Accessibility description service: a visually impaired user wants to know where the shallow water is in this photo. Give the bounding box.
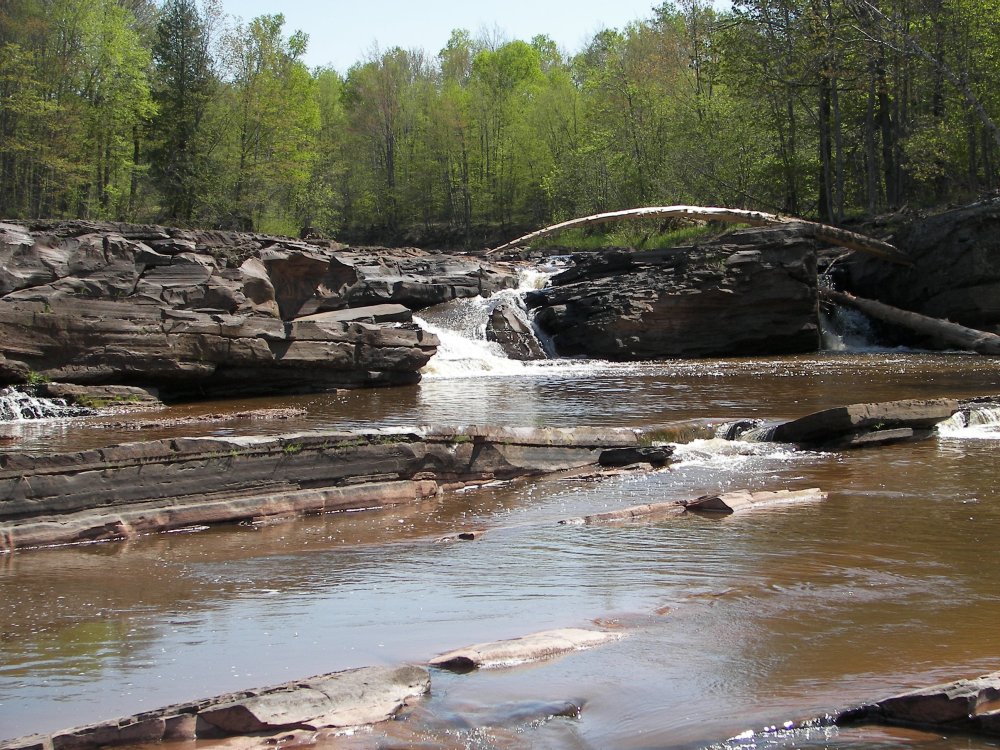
[1,347,1000,747]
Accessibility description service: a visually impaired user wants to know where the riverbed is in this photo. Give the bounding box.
[2,336,1000,747]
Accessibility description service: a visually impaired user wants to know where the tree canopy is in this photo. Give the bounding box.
[1,0,997,239]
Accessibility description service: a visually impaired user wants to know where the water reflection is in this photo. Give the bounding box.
[2,356,1000,748]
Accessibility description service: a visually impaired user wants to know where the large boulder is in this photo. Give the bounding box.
[843,199,1000,334]
[0,222,530,397]
[525,226,820,359]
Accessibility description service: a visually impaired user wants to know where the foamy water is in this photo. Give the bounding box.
[937,405,1000,439]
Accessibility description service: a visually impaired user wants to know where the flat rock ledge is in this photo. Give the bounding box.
[558,488,826,525]
[0,665,430,750]
[0,425,645,552]
[751,397,962,449]
[832,670,1000,737]
[428,628,621,672]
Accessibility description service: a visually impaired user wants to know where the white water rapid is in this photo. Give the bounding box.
[937,404,1000,439]
[819,304,882,351]
[416,266,588,378]
[0,387,92,422]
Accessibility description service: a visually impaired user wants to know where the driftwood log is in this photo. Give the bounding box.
[821,288,1000,355]
[487,205,910,264]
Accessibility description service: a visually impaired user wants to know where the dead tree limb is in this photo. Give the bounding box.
[486,205,909,264]
[820,288,1000,355]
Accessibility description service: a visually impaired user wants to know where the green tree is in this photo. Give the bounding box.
[216,13,319,232]
[150,0,216,221]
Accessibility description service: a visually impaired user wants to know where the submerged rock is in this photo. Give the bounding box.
[558,500,686,525]
[525,226,820,359]
[0,665,430,750]
[428,628,620,672]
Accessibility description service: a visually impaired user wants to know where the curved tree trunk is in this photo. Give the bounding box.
[486,205,910,264]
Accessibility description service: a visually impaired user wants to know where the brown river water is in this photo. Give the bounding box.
[2,298,1000,749]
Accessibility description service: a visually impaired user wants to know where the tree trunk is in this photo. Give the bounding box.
[487,205,909,263]
[821,288,1000,355]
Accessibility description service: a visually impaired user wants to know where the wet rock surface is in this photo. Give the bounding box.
[680,487,827,514]
[0,222,519,397]
[767,398,958,449]
[0,425,643,551]
[824,670,1000,738]
[525,226,820,359]
[0,665,430,750]
[428,628,621,672]
[485,302,546,360]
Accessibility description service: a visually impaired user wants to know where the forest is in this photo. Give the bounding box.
[1,0,998,243]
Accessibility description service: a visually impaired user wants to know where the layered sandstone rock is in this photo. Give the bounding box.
[0,665,430,750]
[525,226,820,359]
[832,670,1000,737]
[0,222,518,397]
[767,398,959,449]
[0,425,644,551]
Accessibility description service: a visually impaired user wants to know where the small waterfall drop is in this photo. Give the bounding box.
[937,404,1000,439]
[0,387,93,422]
[819,302,880,351]
[416,266,561,378]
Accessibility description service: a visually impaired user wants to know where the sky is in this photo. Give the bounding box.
[218,0,662,72]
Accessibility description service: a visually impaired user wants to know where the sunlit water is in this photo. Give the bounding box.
[2,292,1000,748]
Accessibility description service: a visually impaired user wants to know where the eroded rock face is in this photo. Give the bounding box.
[0,425,644,551]
[843,199,1000,335]
[0,222,517,396]
[525,226,820,359]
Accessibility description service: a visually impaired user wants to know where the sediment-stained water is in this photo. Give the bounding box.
[2,332,1000,747]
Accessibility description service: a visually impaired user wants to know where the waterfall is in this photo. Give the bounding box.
[0,387,94,422]
[819,302,881,351]
[937,404,1000,439]
[416,266,559,378]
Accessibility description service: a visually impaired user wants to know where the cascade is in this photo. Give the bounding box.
[937,404,1000,439]
[0,387,94,422]
[415,266,559,377]
[819,300,881,351]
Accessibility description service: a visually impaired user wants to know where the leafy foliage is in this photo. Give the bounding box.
[0,0,997,237]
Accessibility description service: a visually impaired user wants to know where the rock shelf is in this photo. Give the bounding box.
[0,425,643,552]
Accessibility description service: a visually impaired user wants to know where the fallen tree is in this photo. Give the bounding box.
[487,205,910,264]
[821,288,1000,355]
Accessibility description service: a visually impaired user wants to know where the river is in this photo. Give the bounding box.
[1,293,1000,749]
